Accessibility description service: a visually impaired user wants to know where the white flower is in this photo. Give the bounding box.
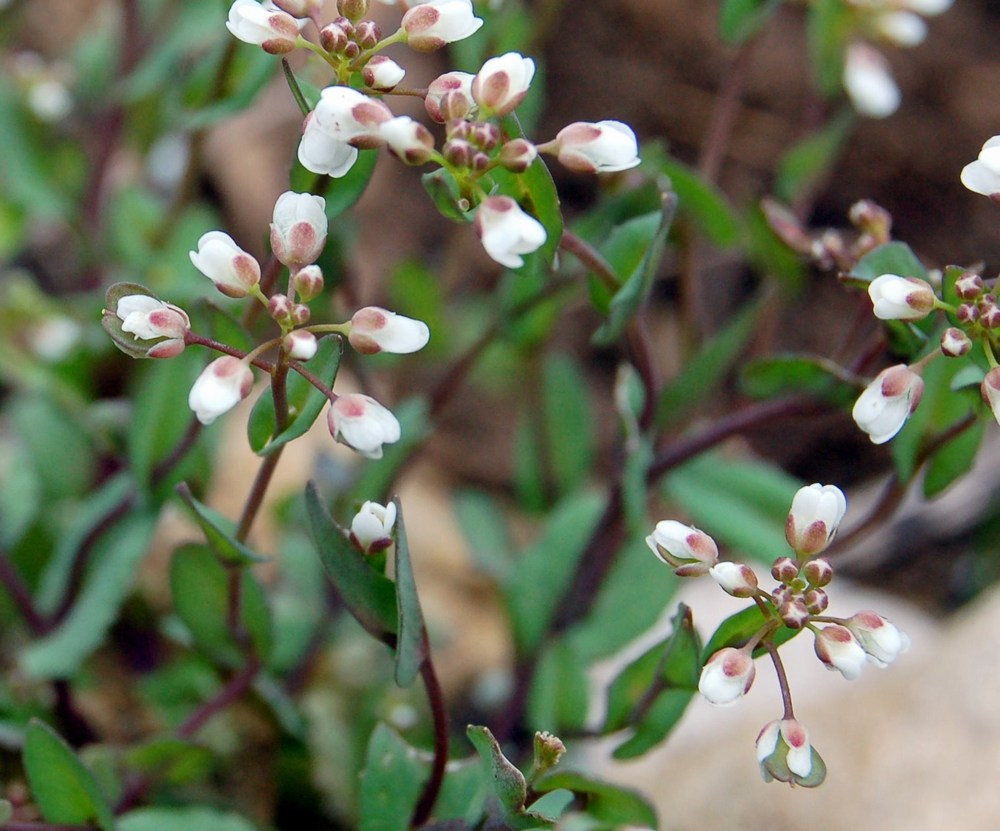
[189,231,261,298]
[756,719,822,786]
[116,295,190,342]
[283,329,318,360]
[402,0,483,52]
[813,625,867,680]
[270,191,327,268]
[844,611,910,667]
[226,0,305,54]
[545,120,640,174]
[785,483,847,557]
[328,393,401,459]
[425,71,476,122]
[298,86,393,177]
[188,356,254,425]
[350,501,397,553]
[709,561,758,597]
[875,11,926,47]
[843,42,900,119]
[852,364,924,444]
[271,0,323,15]
[379,116,435,165]
[868,273,935,320]
[900,0,952,15]
[698,647,755,706]
[363,55,406,91]
[645,520,719,577]
[474,196,546,269]
[471,52,535,116]
[349,307,430,354]
[961,135,1000,198]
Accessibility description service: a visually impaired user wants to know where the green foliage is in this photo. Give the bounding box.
[719,0,783,44]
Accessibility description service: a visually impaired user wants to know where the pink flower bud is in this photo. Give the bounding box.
[328,393,401,459]
[350,500,396,554]
[802,557,833,587]
[473,196,546,269]
[867,273,935,320]
[698,647,755,706]
[471,52,534,116]
[498,138,538,173]
[803,587,828,614]
[355,20,381,48]
[545,120,640,174]
[269,293,292,322]
[363,55,405,91]
[645,520,719,577]
[226,0,305,54]
[940,327,971,357]
[785,483,847,557]
[402,0,483,52]
[844,610,909,667]
[424,72,475,122]
[954,272,983,300]
[320,20,351,53]
[708,561,758,597]
[814,625,867,679]
[294,265,324,302]
[852,364,924,444]
[349,306,430,354]
[756,719,825,787]
[778,598,810,629]
[379,116,435,165]
[771,556,799,583]
[270,191,328,268]
[189,231,261,298]
[291,304,311,326]
[188,356,254,425]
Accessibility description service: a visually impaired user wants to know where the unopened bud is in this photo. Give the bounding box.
[954,271,984,300]
[533,731,566,774]
[355,20,381,48]
[363,55,405,91]
[294,265,324,302]
[472,122,500,150]
[779,598,810,629]
[849,199,892,242]
[283,329,318,360]
[337,0,368,21]
[269,293,292,322]
[771,556,799,584]
[802,557,833,587]
[981,299,1000,329]
[291,303,311,326]
[444,138,473,167]
[320,21,350,53]
[709,561,759,598]
[472,151,490,171]
[957,303,979,324]
[499,138,538,172]
[804,587,829,614]
[940,327,972,357]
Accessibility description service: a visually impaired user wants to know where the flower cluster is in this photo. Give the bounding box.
[841,0,953,118]
[103,188,430,458]
[224,0,640,270]
[647,483,908,786]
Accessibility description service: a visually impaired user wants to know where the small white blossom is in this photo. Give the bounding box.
[116,295,190,342]
[709,561,759,597]
[349,307,430,354]
[188,356,254,425]
[283,330,318,360]
[785,484,847,557]
[350,501,397,553]
[298,86,393,177]
[961,135,1000,198]
[544,120,640,174]
[270,191,327,268]
[363,55,406,91]
[645,520,719,577]
[756,719,822,786]
[844,611,909,667]
[226,0,305,54]
[868,273,935,320]
[189,231,261,298]
[472,52,535,117]
[813,625,867,680]
[698,647,755,706]
[402,0,483,52]
[328,394,401,459]
[425,71,475,122]
[852,364,923,444]
[843,42,900,119]
[474,196,546,269]
[379,116,435,165]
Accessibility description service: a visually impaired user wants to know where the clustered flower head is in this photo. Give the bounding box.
[647,483,908,786]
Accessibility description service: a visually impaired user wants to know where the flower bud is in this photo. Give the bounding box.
[498,138,537,173]
[771,556,799,584]
[474,196,546,269]
[270,191,328,268]
[188,356,254,425]
[848,199,892,242]
[940,327,971,357]
[957,303,979,324]
[320,20,351,53]
[756,719,826,787]
[328,393,401,459]
[778,598,810,629]
[349,306,430,354]
[844,610,909,667]
[803,587,829,614]
[425,72,475,122]
[472,151,490,171]
[116,295,190,342]
[269,293,293,322]
[802,557,833,587]
[298,86,392,178]
[189,231,261,298]
[363,55,405,91]
[981,298,1000,329]
[843,42,900,119]
[355,20,381,48]
[471,122,500,150]
[294,265,324,302]
[785,483,847,558]
[379,116,435,165]
[291,303,311,326]
[852,364,924,444]
[402,0,483,52]
[533,731,566,774]
[867,273,935,320]
[471,52,534,116]
[337,0,368,20]
[814,625,867,680]
[645,520,719,577]
[954,271,984,300]
[274,0,323,15]
[226,0,305,54]
[283,329,318,360]
[350,500,396,553]
[542,120,641,174]
[443,138,473,167]
[709,561,759,598]
[698,647,755,706]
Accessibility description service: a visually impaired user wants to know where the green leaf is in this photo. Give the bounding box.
[849,241,928,283]
[22,513,158,679]
[592,212,661,310]
[0,799,11,825]
[124,738,214,786]
[923,415,985,498]
[807,0,853,97]
[169,543,273,666]
[657,298,762,427]
[719,0,783,44]
[592,190,676,346]
[467,725,552,828]
[650,151,741,247]
[533,771,658,829]
[505,491,605,653]
[453,490,515,581]
[119,806,259,831]
[305,484,398,640]
[23,720,115,831]
[176,483,267,565]
[527,639,590,732]
[421,168,471,222]
[542,353,595,497]
[10,394,95,500]
[701,604,798,660]
[391,497,428,687]
[740,352,859,406]
[247,336,341,456]
[359,724,426,831]
[664,452,801,563]
[775,110,854,203]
